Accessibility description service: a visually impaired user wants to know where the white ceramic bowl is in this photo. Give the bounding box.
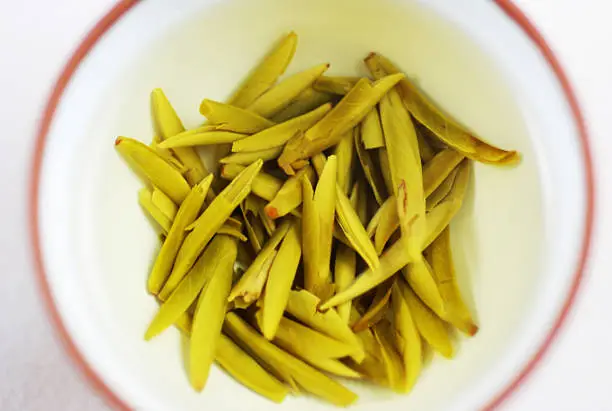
[31,0,594,410]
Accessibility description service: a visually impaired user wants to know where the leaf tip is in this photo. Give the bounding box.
[220,165,229,178]
[143,327,155,341]
[264,205,279,219]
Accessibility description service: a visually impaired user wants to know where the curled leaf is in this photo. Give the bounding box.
[139,188,173,235]
[391,281,421,393]
[115,136,191,205]
[230,249,276,309]
[229,221,291,307]
[309,156,337,299]
[374,196,399,255]
[199,99,275,133]
[216,223,248,242]
[372,321,405,392]
[313,76,361,95]
[351,280,393,332]
[228,32,298,108]
[220,147,283,165]
[159,130,248,148]
[241,200,267,253]
[256,312,362,378]
[285,290,365,363]
[190,236,238,391]
[422,149,465,197]
[320,236,412,310]
[215,334,289,403]
[355,126,387,205]
[372,53,520,165]
[272,87,334,123]
[402,282,454,358]
[264,166,314,219]
[151,88,208,185]
[247,63,330,118]
[261,221,302,339]
[378,147,394,195]
[361,107,385,149]
[335,184,380,271]
[401,257,445,318]
[147,175,212,295]
[221,163,283,203]
[145,234,233,340]
[278,74,405,174]
[150,189,178,221]
[427,227,478,336]
[334,244,357,324]
[160,160,263,299]
[426,167,458,210]
[334,129,355,195]
[233,103,332,153]
[224,313,358,406]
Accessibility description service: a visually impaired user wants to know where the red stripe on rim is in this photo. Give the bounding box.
[484,0,595,409]
[29,1,595,410]
[29,1,138,410]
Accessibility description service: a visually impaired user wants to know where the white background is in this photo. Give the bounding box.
[0,0,610,410]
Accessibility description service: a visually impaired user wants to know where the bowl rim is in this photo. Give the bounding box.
[28,1,595,410]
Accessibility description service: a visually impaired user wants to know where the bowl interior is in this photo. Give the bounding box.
[38,0,587,410]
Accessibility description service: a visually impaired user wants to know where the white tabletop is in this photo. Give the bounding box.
[1,0,610,410]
